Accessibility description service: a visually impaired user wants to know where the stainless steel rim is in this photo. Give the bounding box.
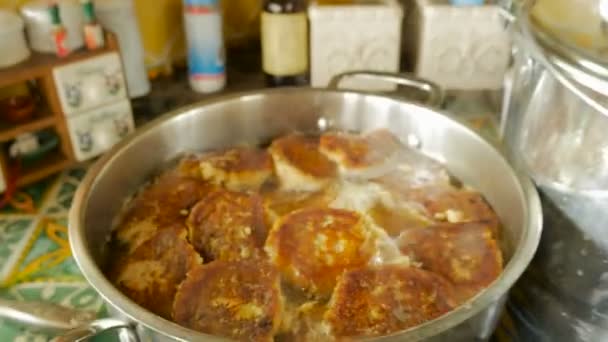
[68,88,543,341]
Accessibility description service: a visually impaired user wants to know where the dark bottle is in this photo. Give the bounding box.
[261,0,309,87]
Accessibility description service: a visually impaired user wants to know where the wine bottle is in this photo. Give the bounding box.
[261,0,309,87]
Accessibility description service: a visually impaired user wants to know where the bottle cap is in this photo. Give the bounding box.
[49,2,62,25]
[81,0,96,22]
[185,0,219,5]
[449,0,484,5]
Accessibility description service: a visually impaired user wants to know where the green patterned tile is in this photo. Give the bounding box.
[0,218,38,285]
[43,166,88,216]
[11,218,82,284]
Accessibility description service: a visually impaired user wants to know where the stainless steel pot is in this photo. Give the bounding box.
[64,72,541,341]
[501,1,608,340]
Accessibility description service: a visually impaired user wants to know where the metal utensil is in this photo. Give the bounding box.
[0,298,96,333]
[51,318,136,342]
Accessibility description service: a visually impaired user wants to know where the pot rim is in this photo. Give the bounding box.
[68,87,542,341]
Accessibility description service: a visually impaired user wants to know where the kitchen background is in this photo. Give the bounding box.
[0,0,606,341]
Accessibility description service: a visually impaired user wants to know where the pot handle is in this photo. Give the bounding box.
[0,298,97,333]
[327,71,445,108]
[0,298,137,342]
[52,318,138,342]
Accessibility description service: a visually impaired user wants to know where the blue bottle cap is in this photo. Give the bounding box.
[449,0,485,5]
[184,0,219,6]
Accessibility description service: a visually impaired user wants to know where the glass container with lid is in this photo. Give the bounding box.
[503,0,608,192]
[501,1,608,340]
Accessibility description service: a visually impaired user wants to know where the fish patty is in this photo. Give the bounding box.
[187,189,268,262]
[371,156,452,193]
[407,188,501,237]
[114,173,212,253]
[398,221,503,302]
[199,147,274,191]
[265,208,374,296]
[173,260,283,342]
[262,185,338,224]
[325,264,456,338]
[110,227,202,320]
[319,129,402,178]
[269,134,337,192]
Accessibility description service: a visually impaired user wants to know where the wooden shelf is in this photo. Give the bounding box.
[16,151,71,187]
[0,48,116,89]
[0,32,119,89]
[0,113,57,142]
[0,31,120,190]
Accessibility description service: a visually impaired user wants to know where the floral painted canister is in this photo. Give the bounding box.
[402,0,511,90]
[309,0,403,91]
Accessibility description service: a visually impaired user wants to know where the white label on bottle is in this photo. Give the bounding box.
[261,12,308,76]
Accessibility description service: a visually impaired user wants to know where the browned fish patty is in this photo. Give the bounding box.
[319,129,401,172]
[274,300,331,342]
[176,154,205,179]
[265,207,374,297]
[398,221,503,302]
[173,260,282,342]
[114,173,212,253]
[269,134,337,191]
[407,187,501,237]
[325,264,456,338]
[262,185,338,223]
[187,189,268,262]
[199,147,274,191]
[110,227,202,320]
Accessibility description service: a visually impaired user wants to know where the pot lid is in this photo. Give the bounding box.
[516,0,608,114]
[529,0,608,76]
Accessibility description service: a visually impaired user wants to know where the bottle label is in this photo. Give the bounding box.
[261,12,308,76]
[184,10,225,77]
[84,25,105,50]
[53,27,69,57]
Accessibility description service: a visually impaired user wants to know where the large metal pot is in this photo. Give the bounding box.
[64,73,541,341]
[501,1,608,340]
